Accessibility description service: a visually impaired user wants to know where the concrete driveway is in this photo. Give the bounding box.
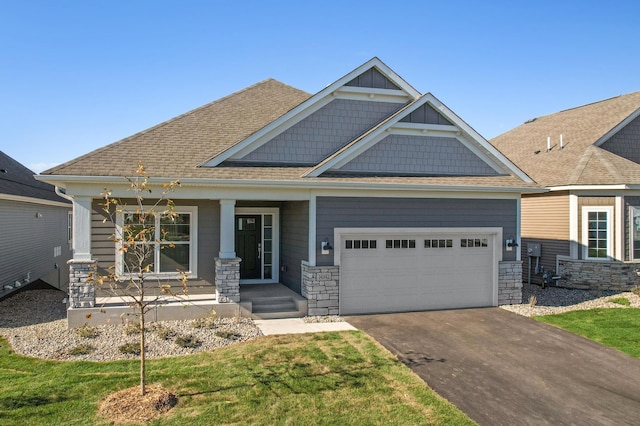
[346,308,640,426]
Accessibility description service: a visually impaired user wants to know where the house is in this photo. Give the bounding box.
[490,91,640,290]
[0,151,72,299]
[38,57,541,325]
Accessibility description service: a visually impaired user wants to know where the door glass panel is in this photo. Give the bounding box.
[633,207,640,260]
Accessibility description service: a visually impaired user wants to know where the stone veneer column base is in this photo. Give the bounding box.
[498,261,523,305]
[68,259,98,308]
[301,263,340,316]
[215,257,241,303]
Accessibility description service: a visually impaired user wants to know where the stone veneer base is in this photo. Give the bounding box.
[301,263,339,316]
[68,259,97,308]
[498,261,523,305]
[557,258,640,292]
[215,257,241,303]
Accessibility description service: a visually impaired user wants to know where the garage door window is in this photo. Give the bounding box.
[345,239,377,249]
[385,239,416,249]
[425,239,452,248]
[461,238,488,248]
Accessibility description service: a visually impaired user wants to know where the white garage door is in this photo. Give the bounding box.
[339,230,498,315]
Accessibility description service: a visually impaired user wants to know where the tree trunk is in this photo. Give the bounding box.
[140,305,146,396]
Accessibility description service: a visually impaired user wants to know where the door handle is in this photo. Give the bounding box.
[258,243,262,259]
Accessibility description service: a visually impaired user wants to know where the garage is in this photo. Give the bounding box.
[337,228,500,315]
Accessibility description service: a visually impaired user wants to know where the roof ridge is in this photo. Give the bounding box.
[568,146,595,184]
[43,79,291,175]
[530,90,640,122]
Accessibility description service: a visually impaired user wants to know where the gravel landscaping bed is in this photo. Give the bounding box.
[500,283,640,317]
[0,289,262,361]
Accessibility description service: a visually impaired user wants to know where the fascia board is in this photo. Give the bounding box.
[549,184,630,191]
[423,93,534,183]
[0,193,71,208]
[44,174,545,197]
[200,57,421,168]
[593,107,640,147]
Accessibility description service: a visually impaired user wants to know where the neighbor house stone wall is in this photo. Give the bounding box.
[557,258,640,291]
[301,263,339,316]
[68,259,97,308]
[498,261,522,305]
[214,258,240,303]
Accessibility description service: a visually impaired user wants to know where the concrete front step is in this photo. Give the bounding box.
[243,295,307,320]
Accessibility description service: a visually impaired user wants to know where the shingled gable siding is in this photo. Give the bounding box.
[315,197,518,265]
[91,199,219,290]
[239,99,403,164]
[280,201,308,293]
[337,135,499,175]
[600,114,640,164]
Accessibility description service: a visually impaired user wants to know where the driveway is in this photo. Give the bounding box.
[346,308,640,426]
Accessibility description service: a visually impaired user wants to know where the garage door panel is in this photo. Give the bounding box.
[340,232,496,315]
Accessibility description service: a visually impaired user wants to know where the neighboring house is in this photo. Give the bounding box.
[39,57,540,324]
[0,151,72,297]
[491,91,640,290]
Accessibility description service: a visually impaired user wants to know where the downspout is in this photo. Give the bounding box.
[55,185,73,202]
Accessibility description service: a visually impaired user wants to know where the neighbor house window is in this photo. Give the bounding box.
[116,206,197,277]
[632,207,640,260]
[582,206,613,260]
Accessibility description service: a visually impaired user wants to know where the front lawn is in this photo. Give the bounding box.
[0,331,474,425]
[535,308,640,358]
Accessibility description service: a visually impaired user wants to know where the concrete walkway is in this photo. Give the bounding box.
[346,308,640,426]
[254,318,356,335]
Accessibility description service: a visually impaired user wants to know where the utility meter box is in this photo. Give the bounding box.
[526,243,541,257]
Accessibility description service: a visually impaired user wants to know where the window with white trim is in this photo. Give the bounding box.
[631,206,640,260]
[582,206,613,260]
[116,206,197,277]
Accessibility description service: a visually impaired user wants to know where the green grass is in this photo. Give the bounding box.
[608,297,631,306]
[535,308,640,358]
[0,331,474,425]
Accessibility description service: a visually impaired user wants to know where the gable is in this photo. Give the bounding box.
[345,67,401,90]
[399,103,453,126]
[334,134,500,176]
[600,113,640,164]
[236,99,405,165]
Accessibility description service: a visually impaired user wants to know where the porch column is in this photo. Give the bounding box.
[219,199,236,258]
[73,196,92,260]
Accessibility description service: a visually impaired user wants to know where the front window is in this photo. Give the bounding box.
[117,206,197,277]
[582,207,613,260]
[632,207,640,260]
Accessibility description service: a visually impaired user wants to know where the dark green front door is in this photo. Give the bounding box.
[236,215,261,279]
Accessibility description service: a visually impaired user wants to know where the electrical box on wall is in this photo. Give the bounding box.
[527,243,541,257]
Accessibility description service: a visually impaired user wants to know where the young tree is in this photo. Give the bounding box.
[90,162,186,396]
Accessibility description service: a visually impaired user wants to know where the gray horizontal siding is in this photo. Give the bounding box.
[0,200,72,290]
[91,199,219,286]
[280,201,308,293]
[316,197,518,265]
[338,135,499,176]
[520,238,570,284]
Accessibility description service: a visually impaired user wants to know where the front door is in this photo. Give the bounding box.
[236,215,262,279]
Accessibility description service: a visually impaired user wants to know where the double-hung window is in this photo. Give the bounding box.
[116,206,197,278]
[582,206,613,260]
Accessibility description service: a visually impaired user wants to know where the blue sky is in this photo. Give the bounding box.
[2,0,639,173]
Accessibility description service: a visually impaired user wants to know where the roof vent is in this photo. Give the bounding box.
[524,117,537,124]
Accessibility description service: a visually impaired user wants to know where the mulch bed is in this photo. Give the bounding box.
[98,384,178,424]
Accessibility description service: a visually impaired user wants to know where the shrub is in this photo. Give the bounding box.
[528,295,537,307]
[151,323,176,340]
[123,321,141,336]
[74,325,99,339]
[68,344,96,356]
[119,342,142,355]
[632,285,640,296]
[215,330,240,340]
[608,297,631,306]
[191,310,218,329]
[175,335,201,349]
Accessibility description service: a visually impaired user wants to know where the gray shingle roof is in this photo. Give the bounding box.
[490,91,640,187]
[0,151,69,203]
